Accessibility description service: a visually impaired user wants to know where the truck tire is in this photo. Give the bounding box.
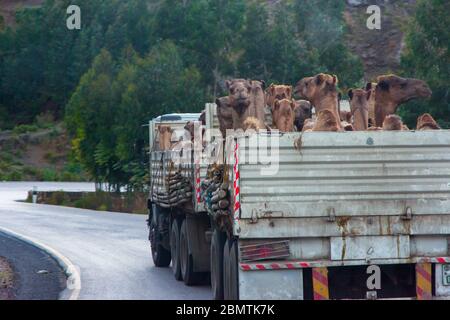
[229,240,239,300]
[223,239,239,300]
[180,219,203,286]
[211,229,225,300]
[170,219,182,281]
[149,205,171,267]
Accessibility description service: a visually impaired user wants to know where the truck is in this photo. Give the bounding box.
[147,104,450,300]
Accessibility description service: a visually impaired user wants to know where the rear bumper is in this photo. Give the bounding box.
[238,258,450,300]
[240,256,450,271]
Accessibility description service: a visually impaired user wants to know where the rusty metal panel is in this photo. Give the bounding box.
[330,235,410,261]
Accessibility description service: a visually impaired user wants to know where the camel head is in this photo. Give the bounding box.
[226,79,252,116]
[375,75,432,126]
[313,109,341,132]
[273,99,296,132]
[382,114,404,131]
[158,125,173,150]
[267,84,292,109]
[293,100,312,131]
[348,88,371,131]
[417,113,441,130]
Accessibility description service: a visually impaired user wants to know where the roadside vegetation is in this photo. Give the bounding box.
[27,191,147,214]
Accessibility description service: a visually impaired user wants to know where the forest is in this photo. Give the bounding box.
[0,0,448,190]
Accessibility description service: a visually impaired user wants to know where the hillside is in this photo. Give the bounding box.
[344,0,418,81]
[1,0,416,81]
[0,123,87,181]
[0,0,43,26]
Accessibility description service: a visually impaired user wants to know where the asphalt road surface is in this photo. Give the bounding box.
[0,182,211,300]
[0,231,66,300]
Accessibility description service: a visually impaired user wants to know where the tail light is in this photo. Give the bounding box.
[240,240,290,262]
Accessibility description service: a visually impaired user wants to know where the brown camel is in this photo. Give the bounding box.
[340,110,353,123]
[158,125,173,150]
[266,84,293,109]
[374,75,432,127]
[382,114,405,131]
[293,100,312,131]
[226,79,266,131]
[272,99,296,132]
[348,88,370,131]
[417,113,441,130]
[215,96,233,137]
[302,119,315,132]
[266,84,292,127]
[313,110,341,132]
[294,73,341,129]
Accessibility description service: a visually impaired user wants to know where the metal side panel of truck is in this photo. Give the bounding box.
[230,130,450,300]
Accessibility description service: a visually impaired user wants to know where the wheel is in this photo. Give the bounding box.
[149,204,171,267]
[180,219,203,285]
[222,239,231,300]
[223,238,239,300]
[211,229,225,300]
[170,219,182,281]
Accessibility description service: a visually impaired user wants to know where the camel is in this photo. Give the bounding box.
[272,99,296,132]
[226,79,266,131]
[312,110,341,132]
[382,114,405,131]
[215,96,233,137]
[266,84,293,127]
[294,73,341,129]
[374,75,432,127]
[417,113,441,130]
[158,125,173,150]
[293,100,312,131]
[302,119,315,132]
[340,110,352,123]
[348,88,370,131]
[266,84,293,109]
[243,117,265,131]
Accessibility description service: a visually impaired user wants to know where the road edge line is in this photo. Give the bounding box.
[0,226,81,300]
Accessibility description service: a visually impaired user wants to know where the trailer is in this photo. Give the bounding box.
[147,105,450,300]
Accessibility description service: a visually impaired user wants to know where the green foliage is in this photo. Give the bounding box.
[2,0,366,188]
[400,0,450,128]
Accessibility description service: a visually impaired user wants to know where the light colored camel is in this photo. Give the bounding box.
[294,73,341,130]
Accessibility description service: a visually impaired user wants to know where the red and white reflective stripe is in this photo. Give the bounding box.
[420,257,450,264]
[240,261,311,271]
[240,256,450,271]
[434,257,450,264]
[233,142,240,234]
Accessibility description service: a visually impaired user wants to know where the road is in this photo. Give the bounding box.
[0,182,211,300]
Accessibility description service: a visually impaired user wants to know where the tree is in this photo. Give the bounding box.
[400,0,450,128]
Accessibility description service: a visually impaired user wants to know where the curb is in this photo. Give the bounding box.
[0,226,81,300]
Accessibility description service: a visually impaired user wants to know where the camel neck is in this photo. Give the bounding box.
[353,107,368,131]
[375,96,398,127]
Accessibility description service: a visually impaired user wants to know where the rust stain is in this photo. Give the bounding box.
[336,216,351,236]
[387,216,392,235]
[341,237,347,260]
